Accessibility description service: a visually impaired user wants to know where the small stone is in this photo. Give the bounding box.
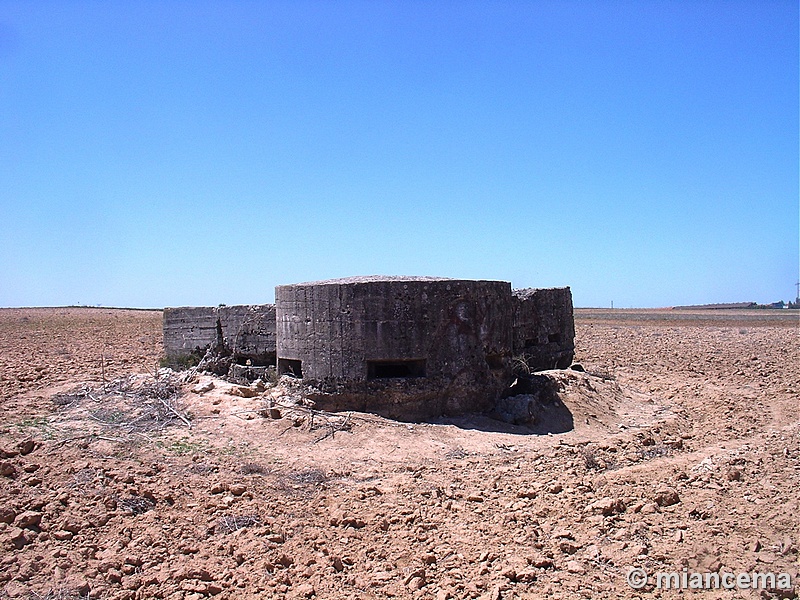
[207,583,223,595]
[15,511,42,529]
[17,439,35,455]
[124,555,142,567]
[586,497,625,516]
[726,468,742,481]
[294,583,316,597]
[7,526,31,549]
[0,507,17,524]
[467,494,484,503]
[500,567,517,581]
[228,385,258,398]
[192,381,214,394]
[565,560,585,574]
[552,528,573,539]
[229,483,246,496]
[403,568,426,586]
[527,553,554,568]
[407,576,425,590]
[640,502,659,514]
[340,516,366,529]
[210,482,226,494]
[516,568,537,583]
[276,554,293,567]
[0,461,16,477]
[53,530,74,541]
[654,487,680,507]
[548,483,563,494]
[60,517,84,534]
[559,540,580,555]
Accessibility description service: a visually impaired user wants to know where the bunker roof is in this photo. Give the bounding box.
[278,275,509,287]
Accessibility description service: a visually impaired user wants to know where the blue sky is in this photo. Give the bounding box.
[1,1,797,308]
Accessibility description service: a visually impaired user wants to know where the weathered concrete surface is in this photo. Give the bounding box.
[217,305,277,364]
[276,276,513,420]
[512,287,575,371]
[163,305,276,365]
[163,307,219,360]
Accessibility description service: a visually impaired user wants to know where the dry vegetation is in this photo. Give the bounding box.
[0,307,797,599]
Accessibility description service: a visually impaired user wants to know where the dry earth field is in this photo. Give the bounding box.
[0,307,798,600]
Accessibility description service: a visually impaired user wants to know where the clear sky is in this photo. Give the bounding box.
[1,1,797,308]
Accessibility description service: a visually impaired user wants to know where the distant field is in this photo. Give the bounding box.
[575,307,799,326]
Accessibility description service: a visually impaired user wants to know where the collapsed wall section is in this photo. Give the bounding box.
[163,305,276,366]
[275,276,514,420]
[512,287,575,371]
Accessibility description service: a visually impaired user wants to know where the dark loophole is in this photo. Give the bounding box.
[278,358,303,378]
[367,359,426,380]
[485,354,505,370]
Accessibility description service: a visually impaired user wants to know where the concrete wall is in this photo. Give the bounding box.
[163,305,276,364]
[512,287,575,371]
[163,307,219,360]
[276,276,513,419]
[218,305,277,363]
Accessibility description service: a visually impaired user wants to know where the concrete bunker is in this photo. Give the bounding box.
[162,277,575,421]
[275,276,515,420]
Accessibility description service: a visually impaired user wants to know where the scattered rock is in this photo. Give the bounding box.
[586,497,626,516]
[15,511,42,529]
[192,381,214,394]
[527,553,554,569]
[559,540,580,555]
[0,462,16,477]
[60,517,84,534]
[640,502,659,514]
[0,507,17,524]
[500,567,516,581]
[565,560,585,574]
[654,487,680,507]
[228,386,259,398]
[294,583,315,598]
[552,528,573,539]
[229,483,247,496]
[6,526,32,549]
[726,468,742,481]
[17,440,35,456]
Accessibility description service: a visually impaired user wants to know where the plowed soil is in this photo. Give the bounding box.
[0,307,797,599]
